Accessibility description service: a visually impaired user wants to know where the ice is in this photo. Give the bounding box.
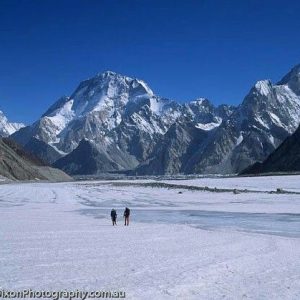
[149,97,164,114]
[269,134,275,146]
[0,176,300,299]
[236,134,243,146]
[269,112,283,128]
[195,121,221,131]
[255,115,270,129]
[255,80,271,96]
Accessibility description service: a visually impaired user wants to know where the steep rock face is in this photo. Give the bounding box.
[241,125,300,174]
[134,119,209,175]
[0,110,24,137]
[53,139,120,175]
[23,138,63,164]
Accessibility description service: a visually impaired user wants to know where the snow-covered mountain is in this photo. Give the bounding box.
[0,110,24,137]
[14,71,177,151]
[12,71,233,173]
[180,66,300,174]
[11,65,300,175]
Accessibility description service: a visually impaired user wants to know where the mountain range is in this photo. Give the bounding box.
[5,64,300,176]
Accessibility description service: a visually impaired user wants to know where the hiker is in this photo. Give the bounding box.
[124,207,130,226]
[111,209,117,226]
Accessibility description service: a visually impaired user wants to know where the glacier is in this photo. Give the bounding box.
[0,175,300,299]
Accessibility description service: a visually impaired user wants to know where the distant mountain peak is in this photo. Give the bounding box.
[189,98,211,106]
[102,70,117,76]
[0,110,25,137]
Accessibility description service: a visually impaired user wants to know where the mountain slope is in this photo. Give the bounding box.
[53,139,120,175]
[0,138,72,181]
[241,125,300,174]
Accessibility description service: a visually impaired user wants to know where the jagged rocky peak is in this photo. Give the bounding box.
[241,80,273,113]
[184,97,233,127]
[31,71,171,145]
[43,70,174,128]
[244,79,272,100]
[237,73,300,135]
[70,70,155,111]
[73,71,177,120]
[278,64,300,95]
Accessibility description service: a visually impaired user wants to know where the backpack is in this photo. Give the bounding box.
[125,208,130,217]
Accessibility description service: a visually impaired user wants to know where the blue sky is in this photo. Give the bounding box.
[0,0,300,124]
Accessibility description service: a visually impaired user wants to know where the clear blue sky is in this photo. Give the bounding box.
[0,0,300,124]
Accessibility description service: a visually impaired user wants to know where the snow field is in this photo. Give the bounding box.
[0,178,300,299]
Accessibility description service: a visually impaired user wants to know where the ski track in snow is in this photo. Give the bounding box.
[0,176,300,299]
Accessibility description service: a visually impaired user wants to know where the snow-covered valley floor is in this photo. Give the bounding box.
[1,176,300,299]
